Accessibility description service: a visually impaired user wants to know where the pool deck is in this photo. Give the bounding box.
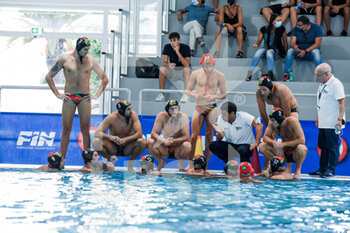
[1,163,349,181]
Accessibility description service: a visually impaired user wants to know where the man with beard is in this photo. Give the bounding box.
[92,100,146,172]
[147,99,191,171]
[256,74,299,127]
[185,53,227,170]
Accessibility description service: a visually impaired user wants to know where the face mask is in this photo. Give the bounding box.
[228,0,235,5]
[296,25,304,31]
[192,0,199,6]
[274,21,282,28]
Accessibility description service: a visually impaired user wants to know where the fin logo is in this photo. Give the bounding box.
[16,131,56,148]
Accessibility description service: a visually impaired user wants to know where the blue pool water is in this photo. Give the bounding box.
[1,168,350,233]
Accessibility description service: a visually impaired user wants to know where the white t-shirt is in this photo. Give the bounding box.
[270,0,289,5]
[217,111,256,144]
[317,75,346,129]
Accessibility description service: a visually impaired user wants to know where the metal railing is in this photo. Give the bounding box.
[0,85,131,114]
[138,88,186,114]
[138,88,350,115]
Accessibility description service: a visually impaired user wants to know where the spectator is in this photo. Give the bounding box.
[214,0,246,58]
[246,14,287,81]
[324,0,350,36]
[210,101,263,163]
[282,16,323,81]
[261,0,295,24]
[155,32,191,103]
[309,63,346,178]
[290,0,322,31]
[178,0,219,56]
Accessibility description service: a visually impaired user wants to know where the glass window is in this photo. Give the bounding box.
[0,8,104,33]
[0,36,103,113]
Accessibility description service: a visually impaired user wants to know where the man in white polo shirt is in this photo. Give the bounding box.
[309,63,346,178]
[210,101,263,163]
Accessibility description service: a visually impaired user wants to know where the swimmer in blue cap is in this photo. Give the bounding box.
[256,74,299,127]
[45,37,109,169]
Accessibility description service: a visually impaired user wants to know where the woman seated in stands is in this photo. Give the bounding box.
[246,14,287,81]
[213,0,246,58]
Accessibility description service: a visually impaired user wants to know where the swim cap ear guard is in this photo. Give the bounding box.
[258,75,273,91]
[47,152,62,169]
[76,37,90,63]
[193,155,207,170]
[224,160,239,176]
[116,100,131,116]
[165,99,180,115]
[239,162,254,178]
[200,53,216,66]
[269,107,285,125]
[140,155,155,172]
[82,149,94,164]
[270,156,286,173]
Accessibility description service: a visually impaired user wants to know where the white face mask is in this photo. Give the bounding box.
[274,21,282,28]
[192,0,199,6]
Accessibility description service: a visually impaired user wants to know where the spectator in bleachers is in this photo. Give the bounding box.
[213,0,246,58]
[246,14,287,81]
[155,32,191,103]
[178,0,219,56]
[261,0,295,24]
[290,0,322,31]
[282,16,323,81]
[324,0,350,36]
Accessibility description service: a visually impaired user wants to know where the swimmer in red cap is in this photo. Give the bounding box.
[257,108,308,180]
[92,100,146,172]
[45,37,109,168]
[185,53,227,171]
[239,162,261,183]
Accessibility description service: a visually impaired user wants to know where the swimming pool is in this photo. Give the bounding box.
[1,168,350,233]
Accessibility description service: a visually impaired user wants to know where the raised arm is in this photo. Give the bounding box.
[91,56,109,99]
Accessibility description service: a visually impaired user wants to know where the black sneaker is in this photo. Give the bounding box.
[308,169,323,176]
[320,170,335,178]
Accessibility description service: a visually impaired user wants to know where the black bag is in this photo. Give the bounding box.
[135,58,159,78]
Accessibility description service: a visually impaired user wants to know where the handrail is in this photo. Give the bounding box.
[138,88,186,114]
[0,85,131,112]
[138,88,350,115]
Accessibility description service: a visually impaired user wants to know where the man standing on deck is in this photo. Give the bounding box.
[185,53,227,170]
[45,37,109,168]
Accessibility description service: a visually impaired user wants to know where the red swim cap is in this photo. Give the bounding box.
[200,53,216,66]
[239,162,254,177]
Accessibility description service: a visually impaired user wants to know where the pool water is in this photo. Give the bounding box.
[1,168,350,233]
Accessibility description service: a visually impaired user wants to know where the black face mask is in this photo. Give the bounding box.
[228,0,235,5]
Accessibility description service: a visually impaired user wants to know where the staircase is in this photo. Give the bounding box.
[120,0,350,120]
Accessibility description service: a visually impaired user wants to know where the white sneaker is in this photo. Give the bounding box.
[180,94,189,103]
[155,93,165,102]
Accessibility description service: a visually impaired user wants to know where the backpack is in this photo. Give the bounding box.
[135,58,159,78]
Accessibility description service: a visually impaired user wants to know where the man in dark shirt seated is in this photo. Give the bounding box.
[282,16,323,81]
[155,32,191,103]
